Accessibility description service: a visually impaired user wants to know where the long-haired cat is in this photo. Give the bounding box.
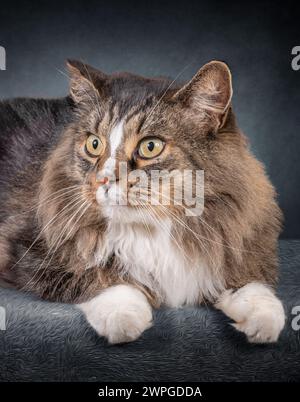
[0,60,285,344]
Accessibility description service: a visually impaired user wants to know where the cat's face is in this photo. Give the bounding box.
[39,59,235,256]
[60,60,233,228]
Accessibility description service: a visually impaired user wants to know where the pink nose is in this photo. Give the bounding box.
[97,176,109,185]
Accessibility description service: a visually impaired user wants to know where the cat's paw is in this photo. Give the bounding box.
[231,311,284,343]
[78,284,153,344]
[215,283,285,343]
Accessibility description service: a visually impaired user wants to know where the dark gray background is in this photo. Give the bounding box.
[0,0,299,238]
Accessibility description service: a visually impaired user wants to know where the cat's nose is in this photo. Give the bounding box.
[96,169,120,185]
[97,176,109,186]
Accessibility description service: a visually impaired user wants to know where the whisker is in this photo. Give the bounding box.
[23,200,91,292]
[135,186,258,255]
[8,184,85,218]
[10,192,89,271]
[132,197,193,264]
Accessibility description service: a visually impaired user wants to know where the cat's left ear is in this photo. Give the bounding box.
[66,59,108,105]
[173,61,233,128]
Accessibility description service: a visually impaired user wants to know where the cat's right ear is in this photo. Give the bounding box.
[66,59,107,105]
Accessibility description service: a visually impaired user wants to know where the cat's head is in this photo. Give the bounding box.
[40,60,238,249]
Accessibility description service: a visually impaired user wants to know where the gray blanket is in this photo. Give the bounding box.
[0,239,299,382]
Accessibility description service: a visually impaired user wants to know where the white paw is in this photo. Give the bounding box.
[216,283,285,343]
[231,310,285,343]
[78,284,153,344]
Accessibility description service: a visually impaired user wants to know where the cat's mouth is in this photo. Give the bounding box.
[94,180,161,224]
[96,181,127,207]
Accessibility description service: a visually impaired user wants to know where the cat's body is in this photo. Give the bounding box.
[0,61,285,343]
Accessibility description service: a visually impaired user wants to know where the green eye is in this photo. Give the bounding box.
[85,135,103,157]
[138,138,164,159]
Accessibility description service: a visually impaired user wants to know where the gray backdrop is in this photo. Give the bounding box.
[0,0,299,238]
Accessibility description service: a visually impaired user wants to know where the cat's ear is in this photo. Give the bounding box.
[173,61,233,128]
[66,59,107,105]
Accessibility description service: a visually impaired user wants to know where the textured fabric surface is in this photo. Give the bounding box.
[0,239,299,382]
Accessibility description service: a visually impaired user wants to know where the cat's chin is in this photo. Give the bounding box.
[96,182,155,225]
[102,204,153,225]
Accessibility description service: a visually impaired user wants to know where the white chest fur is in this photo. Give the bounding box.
[94,219,224,307]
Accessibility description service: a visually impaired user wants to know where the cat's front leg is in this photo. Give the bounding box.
[215,282,285,343]
[78,284,153,344]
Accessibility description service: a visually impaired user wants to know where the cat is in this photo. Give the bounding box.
[0,59,285,344]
